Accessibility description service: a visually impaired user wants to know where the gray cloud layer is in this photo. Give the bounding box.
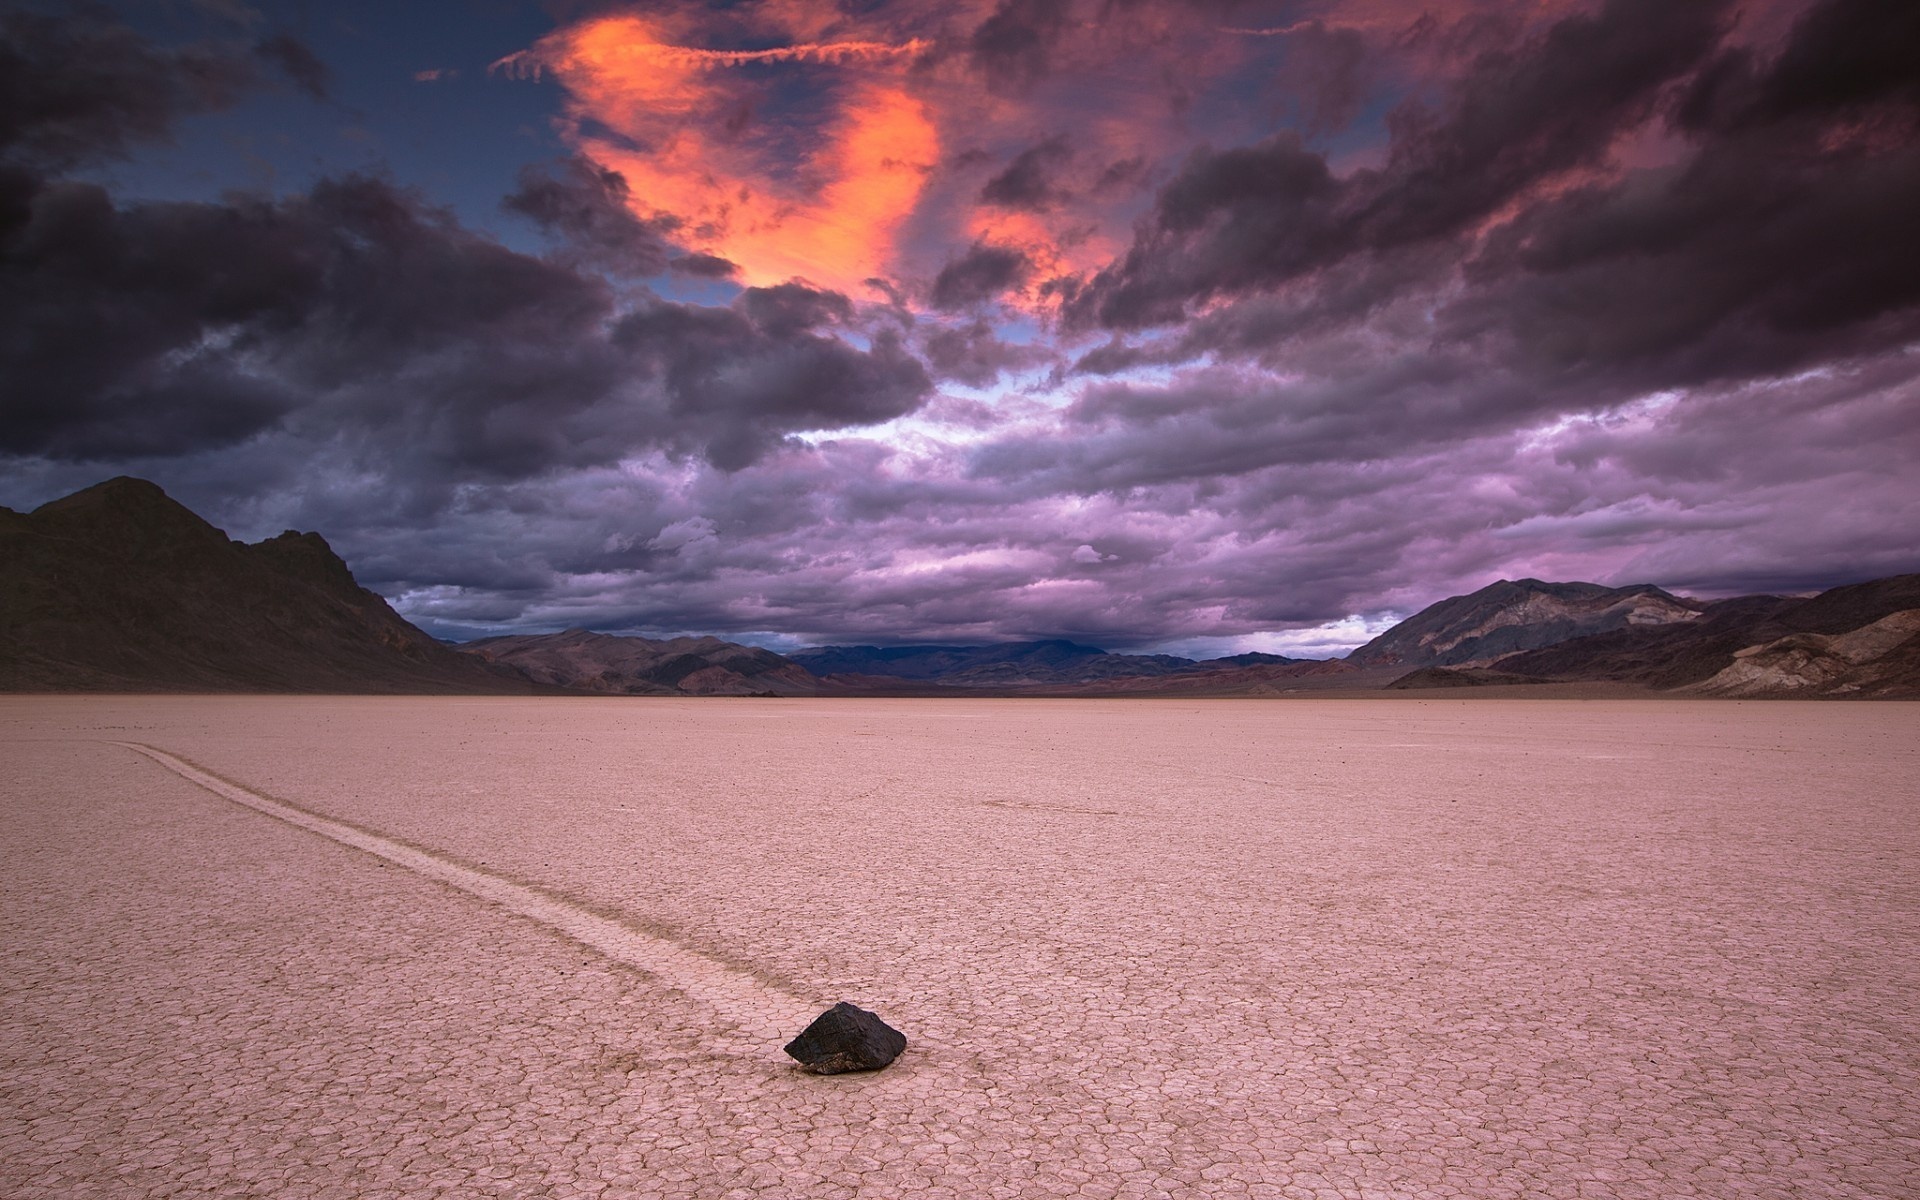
[2,1,1916,652]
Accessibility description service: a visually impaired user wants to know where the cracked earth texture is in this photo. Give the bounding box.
[2,696,1916,1199]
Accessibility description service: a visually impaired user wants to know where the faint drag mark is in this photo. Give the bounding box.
[113,741,817,1050]
[982,799,1118,816]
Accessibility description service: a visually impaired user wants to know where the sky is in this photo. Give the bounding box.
[2,0,1916,657]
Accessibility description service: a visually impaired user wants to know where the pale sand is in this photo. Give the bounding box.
[2,697,1916,1199]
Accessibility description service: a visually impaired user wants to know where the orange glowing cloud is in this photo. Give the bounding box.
[498,14,938,295]
[507,2,1551,312]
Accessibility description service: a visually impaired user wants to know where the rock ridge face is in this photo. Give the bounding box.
[1494,574,1920,698]
[1347,579,1705,668]
[0,477,535,693]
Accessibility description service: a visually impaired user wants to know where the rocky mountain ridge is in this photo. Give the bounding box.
[1486,574,1920,698]
[0,478,535,693]
[1348,579,1705,668]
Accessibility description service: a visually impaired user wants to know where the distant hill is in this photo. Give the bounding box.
[787,639,1283,687]
[793,640,1147,683]
[455,628,821,696]
[0,477,536,693]
[1043,657,1364,696]
[1347,579,1705,668]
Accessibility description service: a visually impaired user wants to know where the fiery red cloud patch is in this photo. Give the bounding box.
[497,2,1302,305]
[501,0,1735,311]
[499,14,941,294]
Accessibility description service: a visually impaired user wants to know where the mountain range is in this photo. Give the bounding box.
[787,641,1296,687]
[458,628,821,696]
[4,478,1915,698]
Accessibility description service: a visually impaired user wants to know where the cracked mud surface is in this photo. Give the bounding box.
[3,697,1917,1198]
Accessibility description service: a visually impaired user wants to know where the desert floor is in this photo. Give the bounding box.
[2,696,1916,1199]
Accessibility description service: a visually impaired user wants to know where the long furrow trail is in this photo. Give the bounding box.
[113,741,819,1052]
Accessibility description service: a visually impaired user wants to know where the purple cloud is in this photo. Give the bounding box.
[3,1,1916,654]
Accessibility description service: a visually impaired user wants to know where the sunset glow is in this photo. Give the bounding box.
[501,15,941,293]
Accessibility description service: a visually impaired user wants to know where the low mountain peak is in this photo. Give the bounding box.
[3,477,531,693]
[71,475,167,499]
[37,475,184,516]
[30,475,229,551]
[1349,577,1705,668]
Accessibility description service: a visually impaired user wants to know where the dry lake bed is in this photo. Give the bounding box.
[2,696,1916,1199]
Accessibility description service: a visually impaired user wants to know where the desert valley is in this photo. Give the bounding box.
[5,695,1918,1199]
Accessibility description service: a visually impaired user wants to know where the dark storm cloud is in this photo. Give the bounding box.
[921,319,1051,388]
[0,9,933,484]
[0,169,933,472]
[970,354,1538,497]
[969,0,1074,95]
[669,252,738,279]
[1438,0,1920,388]
[1164,242,1460,370]
[929,241,1032,310]
[1081,132,1340,328]
[980,135,1073,211]
[1060,0,1920,452]
[1077,0,1737,329]
[253,33,330,100]
[1679,0,1920,130]
[502,156,677,278]
[1,170,617,464]
[1442,132,1920,388]
[0,8,256,171]
[1069,338,1149,377]
[736,282,852,339]
[613,303,930,470]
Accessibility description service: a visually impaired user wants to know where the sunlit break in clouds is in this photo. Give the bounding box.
[496,15,940,294]
[493,1,1248,305]
[3,0,1917,652]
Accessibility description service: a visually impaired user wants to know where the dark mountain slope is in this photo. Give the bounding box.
[1492,595,1800,689]
[1347,579,1705,668]
[1495,575,1920,697]
[0,477,536,693]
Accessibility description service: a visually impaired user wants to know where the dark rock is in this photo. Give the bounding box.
[783,1002,907,1074]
